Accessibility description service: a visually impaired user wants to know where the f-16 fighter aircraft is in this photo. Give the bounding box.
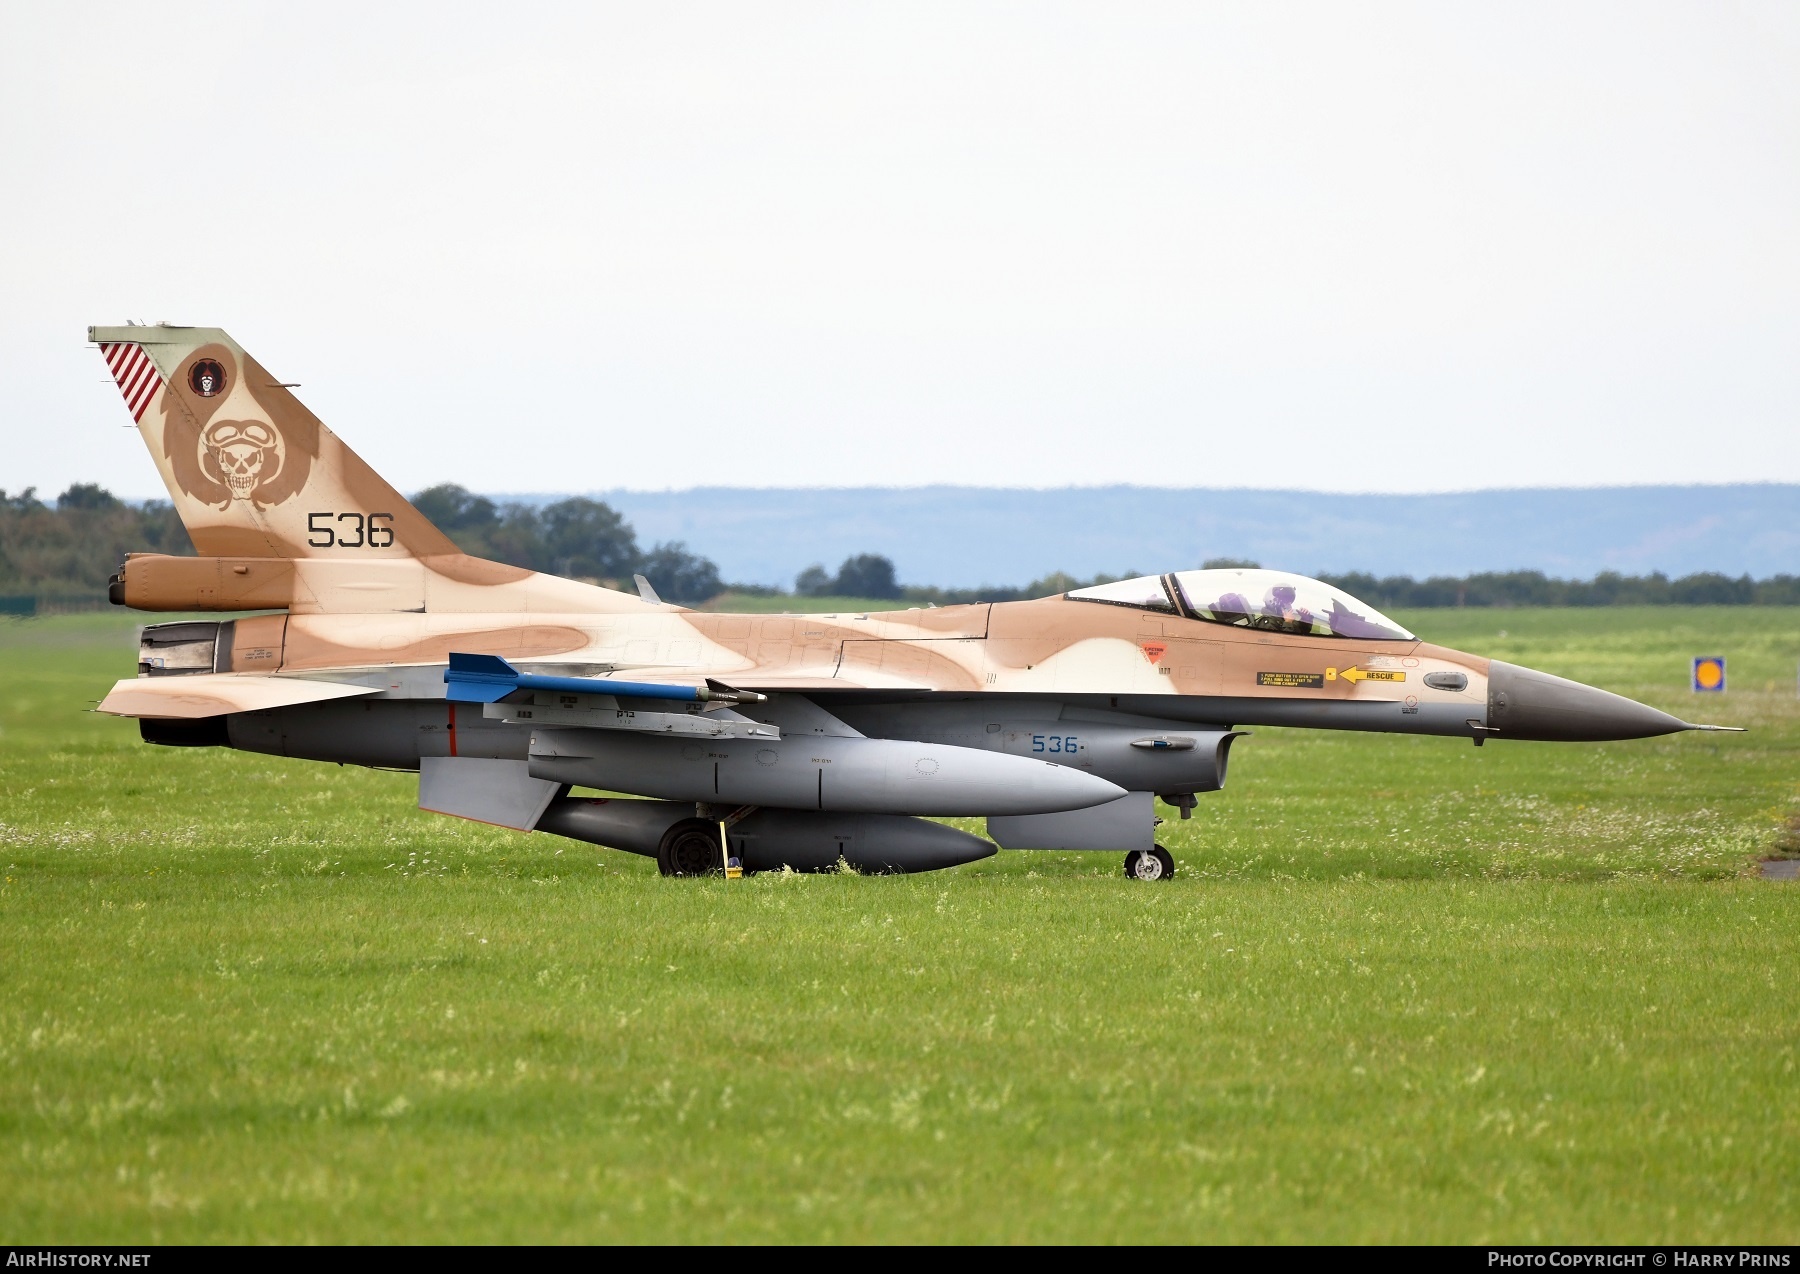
[91,324,1738,880]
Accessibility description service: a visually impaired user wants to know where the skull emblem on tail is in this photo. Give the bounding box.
[200,419,281,501]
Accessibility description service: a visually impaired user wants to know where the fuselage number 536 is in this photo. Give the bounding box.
[308,512,395,549]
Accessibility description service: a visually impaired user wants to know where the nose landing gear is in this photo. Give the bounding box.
[1124,845,1175,881]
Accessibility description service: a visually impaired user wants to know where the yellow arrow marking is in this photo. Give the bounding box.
[1338,666,1404,684]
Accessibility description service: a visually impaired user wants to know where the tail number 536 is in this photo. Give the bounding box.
[308,512,395,548]
[1032,734,1079,754]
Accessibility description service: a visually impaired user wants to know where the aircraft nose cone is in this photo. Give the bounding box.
[1487,660,1691,742]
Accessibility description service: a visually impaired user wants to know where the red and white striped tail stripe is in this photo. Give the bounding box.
[99,342,164,423]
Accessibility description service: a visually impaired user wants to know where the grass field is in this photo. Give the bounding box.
[1,607,1796,1244]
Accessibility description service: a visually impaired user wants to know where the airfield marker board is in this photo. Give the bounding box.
[1693,656,1726,693]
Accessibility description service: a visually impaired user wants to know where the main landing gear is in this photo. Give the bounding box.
[1124,846,1176,882]
[658,818,724,877]
[658,807,754,877]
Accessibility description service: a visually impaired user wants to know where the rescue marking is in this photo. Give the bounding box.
[1329,667,1406,684]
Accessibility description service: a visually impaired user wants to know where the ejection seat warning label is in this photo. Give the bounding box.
[1258,672,1325,688]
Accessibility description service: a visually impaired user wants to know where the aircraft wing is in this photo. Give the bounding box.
[98,673,381,719]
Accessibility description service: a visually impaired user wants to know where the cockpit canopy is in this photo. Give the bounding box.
[1066,569,1414,641]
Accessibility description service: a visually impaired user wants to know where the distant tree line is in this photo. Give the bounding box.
[4,486,1799,612]
[826,557,1800,609]
[902,560,1800,609]
[897,570,1135,606]
[0,486,192,608]
[793,554,905,600]
[774,556,1135,604]
[1316,569,1800,609]
[0,483,726,609]
[410,485,724,603]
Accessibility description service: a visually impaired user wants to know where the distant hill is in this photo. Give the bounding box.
[562,485,1800,590]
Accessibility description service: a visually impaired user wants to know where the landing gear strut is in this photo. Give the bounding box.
[1124,845,1175,881]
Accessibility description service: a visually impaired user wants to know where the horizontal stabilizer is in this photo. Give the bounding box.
[98,673,378,719]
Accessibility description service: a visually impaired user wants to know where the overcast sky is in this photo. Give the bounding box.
[2,2,1795,499]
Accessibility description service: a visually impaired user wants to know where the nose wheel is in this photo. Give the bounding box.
[1124,846,1175,881]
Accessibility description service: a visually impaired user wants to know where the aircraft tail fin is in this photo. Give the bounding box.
[90,324,457,561]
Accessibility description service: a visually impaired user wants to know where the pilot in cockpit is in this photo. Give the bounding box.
[1258,585,1315,634]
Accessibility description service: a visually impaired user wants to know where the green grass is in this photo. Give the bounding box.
[1,608,1796,1243]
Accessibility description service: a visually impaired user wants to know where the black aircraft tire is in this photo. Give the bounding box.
[1124,846,1176,882]
[657,819,724,878]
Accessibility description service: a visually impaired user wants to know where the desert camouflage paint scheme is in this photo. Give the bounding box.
[90,325,1725,879]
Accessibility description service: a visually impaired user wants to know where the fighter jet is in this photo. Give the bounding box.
[91,325,1739,881]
